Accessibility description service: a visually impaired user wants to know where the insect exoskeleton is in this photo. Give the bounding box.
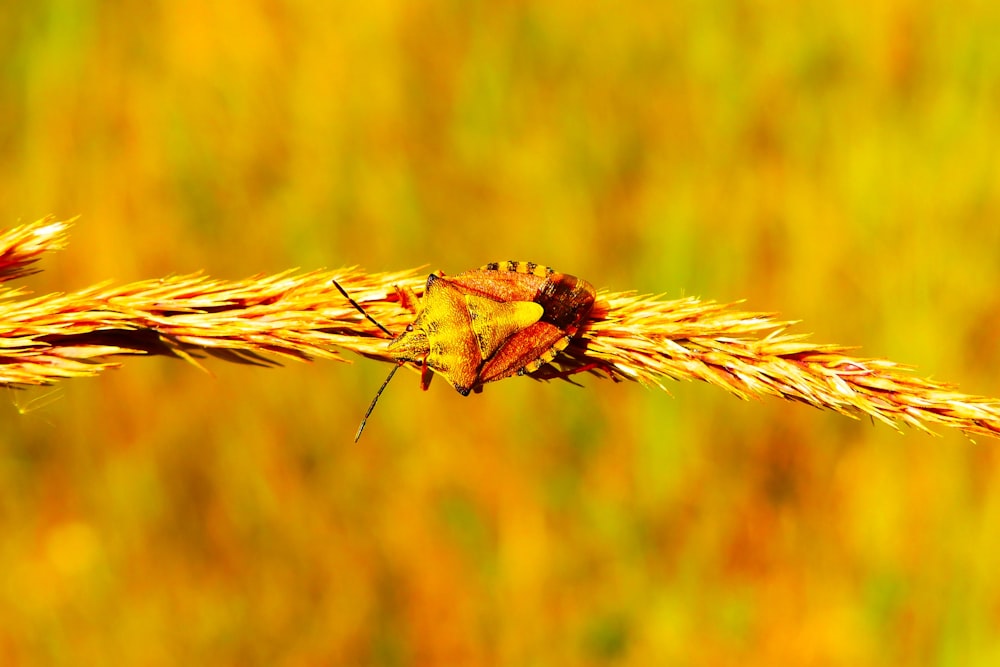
[333,260,596,440]
[389,260,596,394]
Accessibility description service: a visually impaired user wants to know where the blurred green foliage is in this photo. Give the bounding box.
[2,1,1000,665]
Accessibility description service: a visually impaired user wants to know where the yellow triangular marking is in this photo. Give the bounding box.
[465,295,543,360]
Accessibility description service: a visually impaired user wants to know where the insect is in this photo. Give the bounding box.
[333,260,597,440]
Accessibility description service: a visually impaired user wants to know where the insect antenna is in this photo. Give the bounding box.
[330,278,395,337]
[331,278,404,441]
[354,363,401,442]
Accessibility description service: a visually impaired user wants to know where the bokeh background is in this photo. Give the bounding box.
[2,1,1000,665]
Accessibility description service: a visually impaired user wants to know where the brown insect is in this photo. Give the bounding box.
[333,260,596,440]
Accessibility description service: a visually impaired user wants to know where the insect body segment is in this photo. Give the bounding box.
[466,296,544,360]
[387,272,483,394]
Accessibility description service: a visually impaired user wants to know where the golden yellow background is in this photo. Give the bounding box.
[3,1,1000,665]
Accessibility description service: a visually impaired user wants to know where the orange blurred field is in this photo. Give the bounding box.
[3,1,1000,665]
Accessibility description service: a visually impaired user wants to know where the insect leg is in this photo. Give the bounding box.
[419,352,434,391]
[393,284,421,313]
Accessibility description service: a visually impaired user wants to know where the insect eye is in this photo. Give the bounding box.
[405,324,414,332]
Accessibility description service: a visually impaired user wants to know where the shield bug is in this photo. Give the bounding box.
[333,260,596,440]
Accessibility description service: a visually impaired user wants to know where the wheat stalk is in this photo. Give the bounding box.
[3,218,999,440]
